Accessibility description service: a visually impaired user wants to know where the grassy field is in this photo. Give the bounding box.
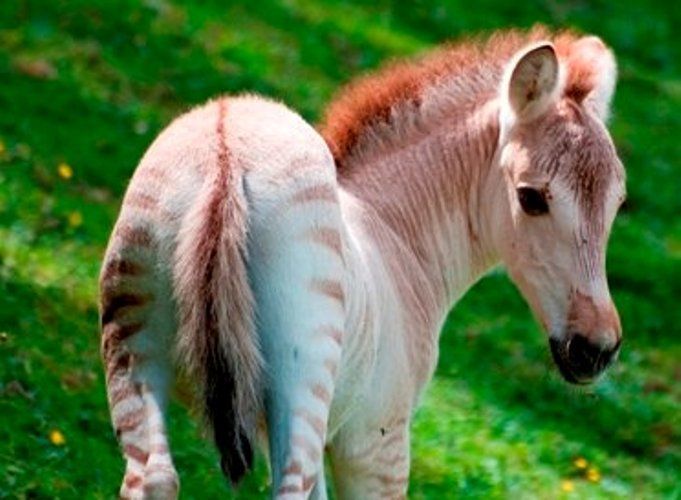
[0,0,679,498]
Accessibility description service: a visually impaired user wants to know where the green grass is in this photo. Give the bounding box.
[0,0,679,498]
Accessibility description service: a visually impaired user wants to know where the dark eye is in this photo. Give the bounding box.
[517,186,549,215]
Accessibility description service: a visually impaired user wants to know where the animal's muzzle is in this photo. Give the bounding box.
[549,334,621,384]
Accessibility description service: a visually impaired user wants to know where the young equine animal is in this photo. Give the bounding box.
[99,27,625,499]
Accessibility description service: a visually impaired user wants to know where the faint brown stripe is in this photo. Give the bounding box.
[115,407,145,433]
[124,473,143,489]
[309,279,345,306]
[109,380,142,407]
[101,293,152,325]
[387,416,408,428]
[128,191,177,220]
[139,165,170,183]
[304,227,343,258]
[302,474,316,492]
[379,486,407,499]
[371,472,409,485]
[285,156,315,177]
[106,360,129,384]
[126,190,158,211]
[382,429,406,449]
[124,443,149,465]
[291,434,321,462]
[310,383,331,405]
[324,358,338,378]
[376,452,407,466]
[278,484,303,495]
[318,325,343,347]
[109,383,139,407]
[283,460,303,476]
[290,184,337,205]
[115,224,154,247]
[103,322,144,345]
[102,336,129,365]
[295,409,326,441]
[103,349,130,380]
[101,258,144,283]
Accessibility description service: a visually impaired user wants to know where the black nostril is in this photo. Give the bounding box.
[569,335,619,375]
[550,335,619,384]
[567,335,602,370]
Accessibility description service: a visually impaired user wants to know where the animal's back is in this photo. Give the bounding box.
[108,94,323,241]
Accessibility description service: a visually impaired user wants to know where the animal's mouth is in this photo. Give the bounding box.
[549,336,621,385]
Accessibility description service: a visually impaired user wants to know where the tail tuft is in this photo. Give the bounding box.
[173,98,262,484]
[205,342,254,483]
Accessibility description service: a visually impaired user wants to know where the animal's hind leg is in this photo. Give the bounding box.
[100,224,179,499]
[308,468,329,500]
[247,175,345,499]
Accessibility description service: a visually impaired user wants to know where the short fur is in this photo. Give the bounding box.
[321,25,610,169]
[172,98,262,482]
[99,26,624,499]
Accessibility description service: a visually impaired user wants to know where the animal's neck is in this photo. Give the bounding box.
[338,98,507,328]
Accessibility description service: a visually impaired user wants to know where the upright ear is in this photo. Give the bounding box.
[564,36,617,121]
[501,42,561,124]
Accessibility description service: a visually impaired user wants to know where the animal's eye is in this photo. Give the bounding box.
[517,186,549,216]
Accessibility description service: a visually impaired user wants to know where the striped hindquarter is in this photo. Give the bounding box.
[99,100,228,498]
[100,198,179,498]
[235,96,346,499]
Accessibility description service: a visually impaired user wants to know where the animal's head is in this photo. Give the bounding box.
[496,37,626,384]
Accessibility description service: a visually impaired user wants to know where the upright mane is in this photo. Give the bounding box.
[320,25,596,171]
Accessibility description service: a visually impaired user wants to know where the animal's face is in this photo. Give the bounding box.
[497,39,625,383]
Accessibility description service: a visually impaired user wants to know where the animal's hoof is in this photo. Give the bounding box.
[119,472,145,499]
[143,464,179,500]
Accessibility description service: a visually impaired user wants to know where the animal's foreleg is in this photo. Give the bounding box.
[330,417,411,500]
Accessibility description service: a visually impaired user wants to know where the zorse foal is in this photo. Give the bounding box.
[100,28,625,498]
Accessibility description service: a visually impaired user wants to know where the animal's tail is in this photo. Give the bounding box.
[173,98,262,484]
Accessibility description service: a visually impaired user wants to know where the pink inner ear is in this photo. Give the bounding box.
[559,36,608,103]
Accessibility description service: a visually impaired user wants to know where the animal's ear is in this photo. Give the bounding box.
[564,36,617,121]
[502,42,561,123]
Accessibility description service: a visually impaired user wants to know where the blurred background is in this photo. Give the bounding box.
[0,0,679,498]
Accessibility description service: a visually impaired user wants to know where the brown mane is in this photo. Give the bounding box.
[320,25,598,170]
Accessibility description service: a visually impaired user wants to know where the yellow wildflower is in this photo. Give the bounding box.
[561,480,575,493]
[573,457,588,469]
[586,467,601,482]
[0,140,5,155]
[49,429,66,446]
[57,162,73,180]
[68,211,83,228]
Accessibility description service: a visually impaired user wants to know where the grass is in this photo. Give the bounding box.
[0,0,679,498]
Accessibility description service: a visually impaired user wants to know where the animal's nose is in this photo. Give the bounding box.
[549,334,621,384]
